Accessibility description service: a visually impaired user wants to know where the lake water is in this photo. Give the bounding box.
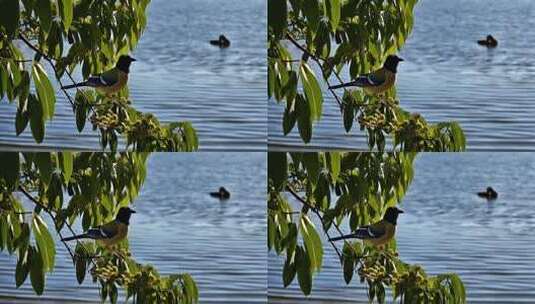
[269,153,535,303]
[0,153,266,303]
[269,0,535,151]
[0,0,266,151]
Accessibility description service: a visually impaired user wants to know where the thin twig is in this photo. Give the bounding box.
[17,185,97,268]
[18,33,97,116]
[285,33,345,109]
[17,185,76,261]
[18,33,75,109]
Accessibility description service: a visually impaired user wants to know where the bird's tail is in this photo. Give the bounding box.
[61,81,88,90]
[329,228,370,241]
[329,79,364,90]
[61,233,89,242]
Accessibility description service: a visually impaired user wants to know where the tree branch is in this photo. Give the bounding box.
[285,33,345,109]
[18,33,76,109]
[18,33,97,116]
[17,185,96,267]
[286,185,346,260]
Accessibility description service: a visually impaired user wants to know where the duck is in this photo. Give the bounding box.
[210,35,231,48]
[477,35,498,48]
[477,187,498,199]
[210,187,230,199]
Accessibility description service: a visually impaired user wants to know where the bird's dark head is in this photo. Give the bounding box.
[116,207,136,225]
[383,55,404,73]
[219,187,230,198]
[116,55,136,73]
[383,207,404,225]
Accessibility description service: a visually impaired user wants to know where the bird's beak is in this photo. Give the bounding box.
[130,209,136,213]
[130,57,137,62]
[398,209,404,213]
[398,57,404,62]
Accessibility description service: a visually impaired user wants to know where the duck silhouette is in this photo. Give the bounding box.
[210,35,230,48]
[477,187,498,200]
[210,187,230,199]
[477,35,498,48]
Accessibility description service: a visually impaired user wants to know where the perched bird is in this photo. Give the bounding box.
[210,187,230,199]
[61,55,136,95]
[210,35,230,48]
[61,207,136,248]
[329,207,404,248]
[477,35,498,48]
[329,55,404,95]
[477,187,498,199]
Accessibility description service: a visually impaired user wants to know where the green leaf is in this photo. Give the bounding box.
[28,94,45,143]
[282,106,297,135]
[296,94,312,143]
[295,246,312,295]
[34,153,52,185]
[60,152,73,182]
[182,273,199,302]
[268,152,287,191]
[282,258,296,287]
[32,214,56,272]
[268,0,287,38]
[32,62,56,120]
[75,91,87,132]
[29,247,45,295]
[324,0,340,31]
[108,283,118,304]
[300,215,323,271]
[343,102,354,132]
[0,0,19,39]
[59,0,73,30]
[302,0,320,34]
[16,106,30,136]
[302,153,320,185]
[0,152,19,191]
[178,121,198,151]
[299,62,323,121]
[342,251,354,284]
[36,0,52,33]
[15,252,29,288]
[327,152,340,182]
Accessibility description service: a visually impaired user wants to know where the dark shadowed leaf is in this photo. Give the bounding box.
[29,247,45,295]
[0,0,19,39]
[28,94,45,143]
[0,152,19,191]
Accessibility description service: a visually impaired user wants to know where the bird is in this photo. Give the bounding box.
[329,207,404,248]
[61,55,136,95]
[477,35,498,48]
[329,55,404,95]
[477,187,498,199]
[210,187,230,199]
[210,35,230,48]
[61,207,136,248]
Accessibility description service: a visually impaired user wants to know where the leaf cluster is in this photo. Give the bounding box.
[268,152,466,303]
[268,0,466,151]
[0,152,199,303]
[0,0,198,151]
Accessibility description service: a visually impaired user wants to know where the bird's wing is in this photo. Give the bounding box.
[355,221,386,239]
[86,220,119,240]
[352,68,386,87]
[96,68,119,86]
[365,68,386,86]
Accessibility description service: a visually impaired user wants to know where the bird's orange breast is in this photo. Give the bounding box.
[98,224,128,247]
[96,71,128,95]
[365,224,396,247]
[364,71,396,95]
